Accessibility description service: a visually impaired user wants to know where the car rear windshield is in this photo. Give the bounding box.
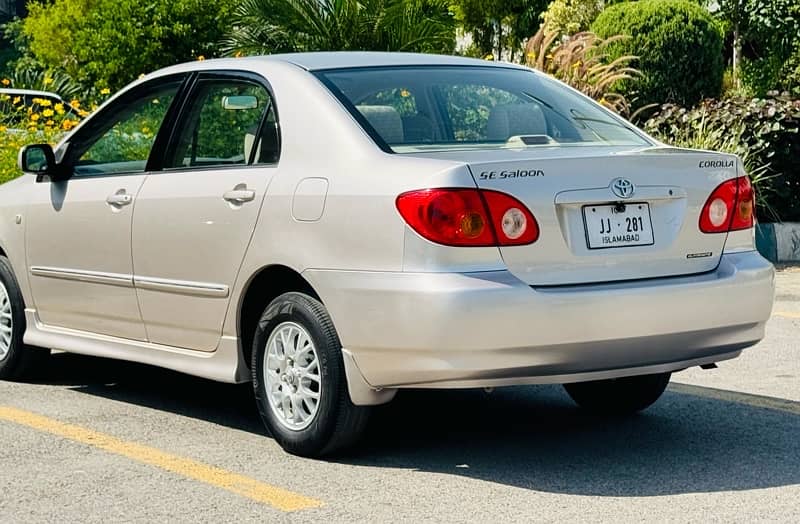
[316,66,651,153]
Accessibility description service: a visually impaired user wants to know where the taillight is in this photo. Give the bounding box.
[699,176,755,233]
[395,188,539,247]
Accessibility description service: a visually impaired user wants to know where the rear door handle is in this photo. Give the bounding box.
[223,189,256,204]
[106,192,132,206]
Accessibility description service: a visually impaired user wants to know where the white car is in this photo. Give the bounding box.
[0,53,774,457]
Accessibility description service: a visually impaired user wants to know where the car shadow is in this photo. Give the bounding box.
[37,352,800,497]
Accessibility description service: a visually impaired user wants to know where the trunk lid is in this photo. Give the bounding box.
[409,145,739,286]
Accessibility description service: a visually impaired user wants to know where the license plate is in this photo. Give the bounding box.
[583,203,654,249]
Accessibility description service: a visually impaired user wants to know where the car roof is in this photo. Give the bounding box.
[0,88,65,100]
[257,51,529,71]
[154,52,529,78]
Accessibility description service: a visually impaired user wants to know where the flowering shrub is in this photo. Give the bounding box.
[0,78,101,183]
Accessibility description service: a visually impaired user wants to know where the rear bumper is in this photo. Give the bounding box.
[305,251,774,391]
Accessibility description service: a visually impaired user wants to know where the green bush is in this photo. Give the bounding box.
[22,0,237,91]
[644,95,800,222]
[591,0,724,112]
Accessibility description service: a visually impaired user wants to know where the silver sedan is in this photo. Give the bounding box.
[0,53,774,457]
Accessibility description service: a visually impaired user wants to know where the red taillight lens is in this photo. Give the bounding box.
[700,176,754,234]
[395,188,539,247]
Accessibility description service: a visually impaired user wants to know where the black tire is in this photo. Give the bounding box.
[252,292,370,457]
[563,372,671,415]
[0,255,50,381]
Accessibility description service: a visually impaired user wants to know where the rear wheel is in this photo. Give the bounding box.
[0,256,49,381]
[563,372,671,415]
[252,292,370,457]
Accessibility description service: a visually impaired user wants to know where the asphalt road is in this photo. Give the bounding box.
[1,269,798,523]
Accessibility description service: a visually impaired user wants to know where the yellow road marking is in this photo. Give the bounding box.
[773,311,800,319]
[0,406,322,512]
[670,384,800,415]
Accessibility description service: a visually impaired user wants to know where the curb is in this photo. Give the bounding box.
[756,223,800,263]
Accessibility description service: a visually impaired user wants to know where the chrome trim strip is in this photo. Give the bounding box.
[30,266,133,288]
[29,266,228,297]
[134,276,229,298]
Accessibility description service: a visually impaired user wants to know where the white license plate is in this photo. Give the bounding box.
[583,203,654,249]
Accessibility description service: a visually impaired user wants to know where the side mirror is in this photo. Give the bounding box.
[18,144,56,176]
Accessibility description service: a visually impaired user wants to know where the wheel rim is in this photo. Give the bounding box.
[0,281,12,362]
[263,321,321,431]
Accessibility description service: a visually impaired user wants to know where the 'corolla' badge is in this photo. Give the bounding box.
[611,178,635,199]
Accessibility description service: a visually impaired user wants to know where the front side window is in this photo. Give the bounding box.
[72,81,181,176]
[165,79,276,169]
[317,66,651,152]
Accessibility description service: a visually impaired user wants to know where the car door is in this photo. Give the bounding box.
[131,72,280,351]
[24,75,186,340]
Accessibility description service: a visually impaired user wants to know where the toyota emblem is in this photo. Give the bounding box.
[611,178,635,199]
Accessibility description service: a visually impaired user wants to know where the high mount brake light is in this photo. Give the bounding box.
[699,176,755,234]
[396,188,539,247]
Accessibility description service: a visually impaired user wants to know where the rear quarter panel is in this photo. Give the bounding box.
[223,62,477,337]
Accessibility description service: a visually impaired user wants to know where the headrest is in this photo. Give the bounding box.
[356,105,404,144]
[487,103,547,140]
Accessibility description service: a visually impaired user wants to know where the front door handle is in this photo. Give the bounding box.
[106,191,132,206]
[223,188,256,204]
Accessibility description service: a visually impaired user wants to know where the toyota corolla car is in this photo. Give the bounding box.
[0,53,774,457]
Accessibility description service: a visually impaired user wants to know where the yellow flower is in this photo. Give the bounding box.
[42,109,54,117]
[399,89,411,98]
[100,88,111,95]
[39,99,52,107]
[12,96,21,105]
[70,99,81,109]
[30,114,40,122]
[43,77,53,85]
[78,109,89,117]
[484,53,494,61]
[62,119,78,131]
[1,79,9,86]
[234,51,243,58]
[0,125,6,133]
[197,55,206,61]
[55,103,65,115]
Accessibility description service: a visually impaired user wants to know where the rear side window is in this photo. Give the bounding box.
[165,79,278,169]
[317,66,650,152]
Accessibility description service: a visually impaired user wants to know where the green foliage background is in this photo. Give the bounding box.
[22,0,236,90]
[592,0,724,111]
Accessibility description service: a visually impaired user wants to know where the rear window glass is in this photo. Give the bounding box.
[316,66,650,152]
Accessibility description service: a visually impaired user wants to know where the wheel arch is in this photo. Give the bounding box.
[236,264,320,370]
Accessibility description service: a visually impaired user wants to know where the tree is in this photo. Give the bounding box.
[451,0,549,60]
[540,0,604,36]
[222,0,456,57]
[22,0,237,90]
[714,0,800,94]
